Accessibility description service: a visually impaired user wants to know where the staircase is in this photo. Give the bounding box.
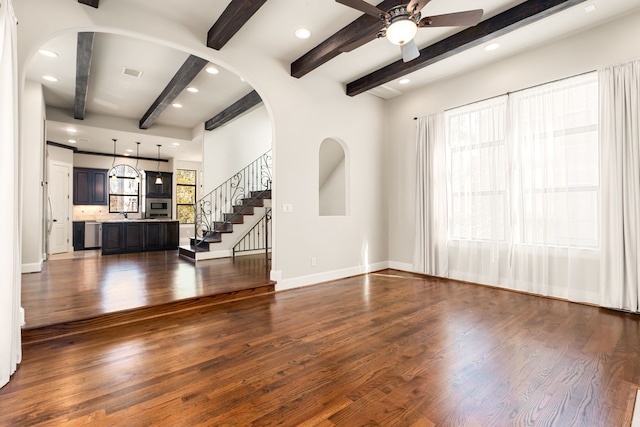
[179,151,272,262]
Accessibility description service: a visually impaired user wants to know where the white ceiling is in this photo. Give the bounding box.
[23,0,640,161]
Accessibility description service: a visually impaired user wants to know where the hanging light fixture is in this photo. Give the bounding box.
[110,139,118,181]
[385,6,419,46]
[134,142,141,183]
[155,144,163,185]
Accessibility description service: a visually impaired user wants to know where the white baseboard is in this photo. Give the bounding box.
[388,261,416,273]
[21,261,43,273]
[275,261,389,292]
[633,389,640,427]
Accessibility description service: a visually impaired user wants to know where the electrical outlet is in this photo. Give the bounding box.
[311,257,317,266]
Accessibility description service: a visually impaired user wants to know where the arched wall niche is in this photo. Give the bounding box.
[319,137,350,216]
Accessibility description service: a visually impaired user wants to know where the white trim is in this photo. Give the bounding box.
[275,261,389,292]
[270,269,282,282]
[21,261,42,273]
[633,389,640,427]
[388,261,415,273]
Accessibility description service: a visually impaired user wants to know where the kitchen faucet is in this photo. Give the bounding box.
[121,212,128,219]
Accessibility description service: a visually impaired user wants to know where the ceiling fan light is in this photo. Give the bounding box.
[386,18,418,46]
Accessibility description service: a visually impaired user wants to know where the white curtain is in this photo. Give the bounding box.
[506,73,600,302]
[415,73,602,305]
[445,96,509,286]
[0,0,21,388]
[413,113,448,276]
[599,60,640,312]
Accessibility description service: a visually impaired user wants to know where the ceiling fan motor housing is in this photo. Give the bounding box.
[384,5,421,45]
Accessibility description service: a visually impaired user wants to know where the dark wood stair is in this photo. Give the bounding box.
[183,189,271,260]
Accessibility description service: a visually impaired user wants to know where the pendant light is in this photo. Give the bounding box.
[155,144,163,185]
[110,139,118,181]
[134,142,141,183]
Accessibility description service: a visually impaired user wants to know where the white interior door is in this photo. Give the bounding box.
[48,162,71,255]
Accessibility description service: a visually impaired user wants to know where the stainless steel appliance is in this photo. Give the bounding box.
[84,222,102,248]
[145,198,171,219]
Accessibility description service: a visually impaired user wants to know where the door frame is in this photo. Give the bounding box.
[46,159,73,256]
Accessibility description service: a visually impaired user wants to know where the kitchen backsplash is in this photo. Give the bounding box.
[73,205,144,222]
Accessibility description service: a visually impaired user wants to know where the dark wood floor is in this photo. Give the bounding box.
[4,269,640,425]
[21,250,272,329]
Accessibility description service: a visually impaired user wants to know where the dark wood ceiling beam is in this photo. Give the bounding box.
[291,0,399,79]
[74,32,95,120]
[139,55,208,130]
[205,90,262,131]
[78,0,99,8]
[207,0,268,50]
[346,0,587,96]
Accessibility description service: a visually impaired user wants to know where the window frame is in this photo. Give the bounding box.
[176,169,197,224]
[108,164,140,214]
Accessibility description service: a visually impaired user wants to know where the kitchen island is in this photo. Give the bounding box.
[101,219,179,255]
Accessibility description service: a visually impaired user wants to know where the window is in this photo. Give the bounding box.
[447,96,507,241]
[446,72,599,249]
[176,169,196,224]
[510,75,599,247]
[109,164,139,213]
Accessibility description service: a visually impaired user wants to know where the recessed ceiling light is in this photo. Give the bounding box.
[38,49,58,58]
[398,78,410,85]
[126,149,133,153]
[294,28,312,40]
[66,127,77,134]
[585,4,597,13]
[206,66,220,75]
[68,139,77,144]
[172,142,180,146]
[186,87,199,93]
[484,43,501,52]
[123,153,130,157]
[172,103,183,108]
[42,75,58,82]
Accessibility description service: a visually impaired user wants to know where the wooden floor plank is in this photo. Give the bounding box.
[21,250,271,328]
[3,270,640,425]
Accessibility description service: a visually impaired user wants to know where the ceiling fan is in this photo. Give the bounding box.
[335,0,483,62]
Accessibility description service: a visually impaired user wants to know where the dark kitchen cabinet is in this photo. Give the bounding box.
[73,168,108,205]
[102,220,179,255]
[144,221,179,250]
[145,171,172,198]
[72,221,85,250]
[101,222,124,255]
[124,222,144,252]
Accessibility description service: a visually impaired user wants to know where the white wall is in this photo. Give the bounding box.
[46,144,73,164]
[202,105,271,193]
[14,0,389,291]
[386,9,640,268]
[319,158,345,216]
[20,80,45,272]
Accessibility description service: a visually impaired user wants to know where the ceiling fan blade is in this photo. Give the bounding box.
[418,9,483,28]
[401,39,420,62]
[339,31,381,52]
[406,0,432,14]
[335,0,389,19]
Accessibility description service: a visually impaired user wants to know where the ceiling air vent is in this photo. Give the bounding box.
[122,67,143,78]
[367,84,402,100]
